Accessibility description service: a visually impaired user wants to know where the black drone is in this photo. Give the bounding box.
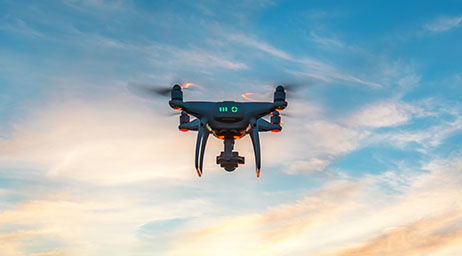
[168,84,288,177]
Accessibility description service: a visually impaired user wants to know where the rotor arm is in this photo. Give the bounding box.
[257,119,282,132]
[249,122,262,177]
[245,102,287,121]
[179,118,200,131]
[169,100,216,120]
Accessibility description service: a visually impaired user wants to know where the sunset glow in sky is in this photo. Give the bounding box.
[1,1,462,255]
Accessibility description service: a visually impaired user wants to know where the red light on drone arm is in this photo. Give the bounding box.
[180,128,189,132]
[271,129,281,133]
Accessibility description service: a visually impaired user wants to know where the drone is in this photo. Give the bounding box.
[168,84,288,177]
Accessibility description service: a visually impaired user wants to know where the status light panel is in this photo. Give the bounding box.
[219,106,238,113]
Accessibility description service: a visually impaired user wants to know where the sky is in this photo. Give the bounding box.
[0,0,462,255]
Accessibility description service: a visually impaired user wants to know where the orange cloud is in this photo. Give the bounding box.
[165,159,462,256]
[324,212,462,256]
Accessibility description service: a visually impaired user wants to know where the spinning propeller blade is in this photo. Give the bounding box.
[128,83,172,98]
[128,82,201,99]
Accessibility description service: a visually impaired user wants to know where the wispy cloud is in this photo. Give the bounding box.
[147,44,249,71]
[222,31,383,88]
[227,34,292,60]
[368,104,462,150]
[0,17,46,38]
[61,0,130,10]
[424,16,462,32]
[309,31,344,48]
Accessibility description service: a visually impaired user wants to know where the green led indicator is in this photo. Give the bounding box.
[219,107,228,112]
[231,106,238,113]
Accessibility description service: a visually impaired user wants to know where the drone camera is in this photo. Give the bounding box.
[216,152,245,172]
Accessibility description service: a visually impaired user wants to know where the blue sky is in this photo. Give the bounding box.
[1,0,462,255]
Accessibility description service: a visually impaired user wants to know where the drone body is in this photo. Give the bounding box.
[169,85,287,177]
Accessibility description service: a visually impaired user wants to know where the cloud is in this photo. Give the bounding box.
[30,252,67,256]
[345,101,415,128]
[424,16,462,32]
[227,34,292,60]
[61,0,129,10]
[291,59,383,88]
[222,31,382,88]
[0,191,212,256]
[323,212,462,256]
[72,35,249,71]
[152,46,248,71]
[289,158,330,173]
[268,99,421,174]
[259,112,367,174]
[162,156,462,256]
[0,94,200,185]
[168,181,362,256]
[310,32,344,48]
[0,17,46,38]
[368,107,462,150]
[0,229,58,256]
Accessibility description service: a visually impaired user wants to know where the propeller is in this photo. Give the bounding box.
[127,82,202,99]
[240,83,310,118]
[277,82,311,99]
[127,81,202,116]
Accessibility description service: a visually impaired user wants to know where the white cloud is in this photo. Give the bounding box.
[289,158,329,173]
[227,34,292,60]
[146,43,248,71]
[346,101,414,128]
[291,58,383,88]
[368,108,462,150]
[223,31,382,88]
[268,100,419,174]
[262,116,368,174]
[0,95,199,185]
[0,191,213,256]
[424,16,462,32]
